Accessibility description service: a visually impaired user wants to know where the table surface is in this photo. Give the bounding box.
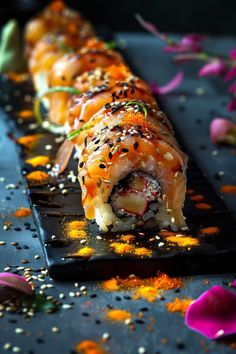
[0,32,236,354]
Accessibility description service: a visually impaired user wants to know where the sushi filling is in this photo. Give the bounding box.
[111,171,161,225]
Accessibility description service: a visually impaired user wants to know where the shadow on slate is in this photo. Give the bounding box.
[1,38,236,280]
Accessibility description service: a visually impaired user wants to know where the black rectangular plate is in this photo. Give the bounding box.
[1,54,236,280]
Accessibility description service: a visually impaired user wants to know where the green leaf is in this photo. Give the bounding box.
[22,294,59,313]
[67,125,94,141]
[57,40,73,53]
[105,40,116,50]
[125,100,148,118]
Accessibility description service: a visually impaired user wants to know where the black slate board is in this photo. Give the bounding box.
[1,38,236,280]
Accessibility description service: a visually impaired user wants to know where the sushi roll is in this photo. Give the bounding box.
[70,100,187,232]
[68,64,157,131]
[46,39,124,125]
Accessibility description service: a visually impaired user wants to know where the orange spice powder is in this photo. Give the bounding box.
[166,297,194,315]
[17,134,42,150]
[106,308,131,322]
[220,185,236,195]
[199,226,220,235]
[66,220,86,230]
[25,155,49,167]
[103,272,183,303]
[18,109,33,120]
[166,236,199,247]
[134,247,152,257]
[119,234,136,243]
[13,207,31,218]
[7,72,29,82]
[76,247,95,257]
[75,340,106,354]
[190,194,204,201]
[26,170,49,183]
[67,229,87,239]
[110,242,134,254]
[195,202,212,210]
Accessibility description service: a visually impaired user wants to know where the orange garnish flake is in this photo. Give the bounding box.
[7,72,29,82]
[18,110,33,120]
[195,202,212,210]
[166,297,194,315]
[25,170,49,183]
[119,234,135,243]
[75,340,106,354]
[199,226,220,235]
[110,242,134,254]
[13,207,31,218]
[25,155,49,167]
[134,247,152,257]
[67,229,87,239]
[166,236,199,247]
[106,308,131,322]
[106,64,129,80]
[76,247,95,257]
[221,185,236,195]
[17,134,42,150]
[190,194,204,201]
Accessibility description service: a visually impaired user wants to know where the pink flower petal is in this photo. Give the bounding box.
[135,14,168,43]
[210,118,236,144]
[180,34,203,52]
[186,285,236,339]
[232,279,236,288]
[227,97,236,111]
[230,48,236,60]
[228,81,236,93]
[224,66,236,81]
[0,272,33,296]
[198,60,227,77]
[150,71,184,95]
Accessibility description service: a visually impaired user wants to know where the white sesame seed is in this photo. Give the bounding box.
[80,285,87,292]
[45,145,53,151]
[62,304,72,309]
[158,242,165,247]
[12,346,21,352]
[124,318,132,325]
[69,292,76,297]
[171,217,175,223]
[80,239,87,245]
[51,326,60,333]
[4,266,10,271]
[74,282,79,288]
[59,293,65,299]
[163,152,174,161]
[46,284,54,288]
[62,189,68,195]
[138,346,146,354]
[96,235,102,240]
[51,235,56,239]
[34,255,40,260]
[102,332,110,340]
[15,328,24,334]
[3,343,12,350]
[0,241,6,246]
[59,183,64,189]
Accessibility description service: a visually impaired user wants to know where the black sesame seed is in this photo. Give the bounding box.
[94,146,99,152]
[109,152,113,159]
[116,137,121,143]
[14,227,21,232]
[133,141,139,149]
[99,163,106,169]
[121,148,129,153]
[79,162,84,168]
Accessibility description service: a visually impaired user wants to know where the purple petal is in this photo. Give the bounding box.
[150,71,184,95]
[224,66,236,81]
[227,97,236,111]
[198,60,227,77]
[180,34,203,52]
[228,81,236,93]
[232,279,236,288]
[135,14,168,43]
[186,285,236,339]
[210,118,236,144]
[230,48,236,60]
[0,272,33,296]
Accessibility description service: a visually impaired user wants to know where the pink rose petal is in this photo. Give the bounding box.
[227,97,236,111]
[135,14,168,43]
[198,59,227,77]
[150,71,184,95]
[224,66,236,81]
[210,118,236,144]
[180,34,203,52]
[0,272,33,296]
[186,285,236,339]
[230,48,236,60]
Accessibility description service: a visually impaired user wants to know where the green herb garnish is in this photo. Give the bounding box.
[105,40,116,50]
[125,100,148,118]
[67,125,94,141]
[34,86,81,125]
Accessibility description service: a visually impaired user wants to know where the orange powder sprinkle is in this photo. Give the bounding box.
[103,272,183,302]
[25,155,49,167]
[166,236,199,247]
[134,247,152,257]
[199,226,220,235]
[221,185,236,195]
[110,242,134,254]
[195,202,212,210]
[7,72,29,82]
[66,220,86,230]
[76,247,95,258]
[13,207,31,218]
[18,110,33,120]
[166,298,194,315]
[119,234,135,243]
[190,194,204,201]
[67,229,87,239]
[75,340,106,354]
[17,134,42,150]
[159,230,179,238]
[106,309,131,322]
[26,170,49,183]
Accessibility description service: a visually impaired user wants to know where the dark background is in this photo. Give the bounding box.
[0,0,235,34]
